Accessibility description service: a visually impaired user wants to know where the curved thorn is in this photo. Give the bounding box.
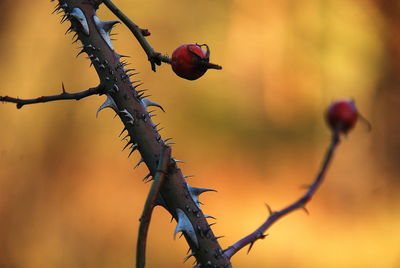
[134,158,144,169]
[96,94,117,118]
[141,98,165,112]
[69,8,89,35]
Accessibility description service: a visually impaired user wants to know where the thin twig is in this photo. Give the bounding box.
[224,133,341,259]
[0,84,101,109]
[136,145,172,268]
[102,0,171,71]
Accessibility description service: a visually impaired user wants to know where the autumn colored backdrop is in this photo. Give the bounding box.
[0,0,399,267]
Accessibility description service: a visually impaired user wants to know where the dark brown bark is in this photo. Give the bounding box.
[56,0,232,266]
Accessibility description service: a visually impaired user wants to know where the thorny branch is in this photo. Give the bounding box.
[0,84,102,109]
[137,145,171,268]
[224,133,341,259]
[102,0,171,71]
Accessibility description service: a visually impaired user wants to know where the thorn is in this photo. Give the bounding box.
[141,98,165,112]
[69,8,90,35]
[121,133,129,141]
[173,159,184,164]
[76,48,85,58]
[65,26,75,35]
[184,175,194,179]
[60,15,68,24]
[187,184,217,209]
[128,72,139,77]
[134,158,144,169]
[247,242,255,254]
[128,145,138,158]
[118,127,127,137]
[93,15,114,50]
[52,4,61,14]
[85,44,95,50]
[96,94,118,118]
[183,252,196,263]
[174,208,199,248]
[204,214,216,220]
[61,82,66,94]
[142,173,152,182]
[301,205,309,215]
[122,141,132,151]
[265,203,274,216]
[136,89,148,94]
[120,109,134,121]
[103,20,120,32]
[140,94,151,100]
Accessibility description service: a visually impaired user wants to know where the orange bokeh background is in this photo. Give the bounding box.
[0,1,399,267]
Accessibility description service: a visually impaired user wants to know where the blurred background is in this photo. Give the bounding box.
[0,0,399,267]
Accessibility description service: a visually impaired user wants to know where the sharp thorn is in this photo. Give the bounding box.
[142,173,152,182]
[301,205,309,215]
[118,127,127,137]
[134,158,144,169]
[122,141,132,151]
[204,214,216,220]
[183,253,196,263]
[247,242,255,254]
[96,94,118,118]
[265,203,274,216]
[128,145,138,158]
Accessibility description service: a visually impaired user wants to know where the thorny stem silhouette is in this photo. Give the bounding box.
[102,0,171,71]
[0,84,102,109]
[224,133,341,259]
[137,145,171,268]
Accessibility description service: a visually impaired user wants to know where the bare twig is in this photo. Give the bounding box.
[136,145,171,268]
[224,133,341,259]
[0,83,102,109]
[102,0,171,71]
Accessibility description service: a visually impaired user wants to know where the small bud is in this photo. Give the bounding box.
[141,29,151,36]
[326,99,358,134]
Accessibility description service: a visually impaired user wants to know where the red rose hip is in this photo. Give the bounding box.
[326,99,358,134]
[171,43,222,80]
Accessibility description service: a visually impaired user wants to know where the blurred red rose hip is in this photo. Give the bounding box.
[326,99,358,134]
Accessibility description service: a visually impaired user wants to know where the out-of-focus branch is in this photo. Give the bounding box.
[0,84,102,109]
[101,0,171,72]
[224,133,341,259]
[136,145,171,268]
